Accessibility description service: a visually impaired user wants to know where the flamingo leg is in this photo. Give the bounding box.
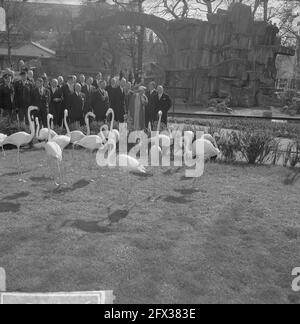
[1,146,5,158]
[89,150,95,182]
[17,147,25,182]
[57,160,63,187]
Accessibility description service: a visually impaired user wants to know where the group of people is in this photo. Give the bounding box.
[0,67,172,131]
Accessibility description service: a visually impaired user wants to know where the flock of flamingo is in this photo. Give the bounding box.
[0,106,220,186]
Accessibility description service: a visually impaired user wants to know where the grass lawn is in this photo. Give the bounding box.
[0,148,299,304]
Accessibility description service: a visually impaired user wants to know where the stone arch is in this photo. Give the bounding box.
[85,11,174,54]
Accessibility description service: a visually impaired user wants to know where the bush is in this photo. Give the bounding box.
[238,129,276,165]
[218,131,241,163]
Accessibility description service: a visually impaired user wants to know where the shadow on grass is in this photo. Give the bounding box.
[2,192,30,201]
[163,195,193,204]
[174,188,202,195]
[0,202,21,213]
[0,170,31,177]
[62,220,111,234]
[30,176,52,183]
[44,179,91,196]
[131,172,153,179]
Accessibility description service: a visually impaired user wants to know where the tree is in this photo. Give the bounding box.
[0,0,34,65]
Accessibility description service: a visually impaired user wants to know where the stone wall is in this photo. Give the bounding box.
[165,3,294,107]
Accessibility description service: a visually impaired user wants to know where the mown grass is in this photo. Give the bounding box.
[0,148,299,304]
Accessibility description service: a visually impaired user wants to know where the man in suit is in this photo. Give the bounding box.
[0,74,14,121]
[61,75,74,112]
[69,83,85,125]
[124,81,134,115]
[49,79,63,126]
[156,85,172,125]
[92,72,102,89]
[113,78,126,123]
[81,76,94,115]
[146,81,159,128]
[14,71,32,124]
[91,80,110,122]
[33,78,50,128]
[57,76,64,88]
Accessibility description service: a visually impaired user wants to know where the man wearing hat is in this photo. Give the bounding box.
[14,70,32,124]
[32,78,50,128]
[0,73,14,121]
[61,75,74,115]
[146,81,159,128]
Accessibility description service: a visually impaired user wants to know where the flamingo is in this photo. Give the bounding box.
[44,114,63,186]
[192,138,220,160]
[0,133,7,157]
[52,110,71,151]
[97,139,146,174]
[2,106,38,181]
[67,111,96,144]
[98,124,109,142]
[36,118,57,141]
[73,117,106,179]
[106,108,120,143]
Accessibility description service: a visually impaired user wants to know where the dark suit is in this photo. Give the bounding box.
[91,88,110,122]
[156,93,172,125]
[33,87,50,128]
[14,80,32,123]
[49,87,63,126]
[81,84,94,115]
[69,92,85,125]
[61,83,73,111]
[113,87,126,122]
[92,79,101,89]
[0,84,14,119]
[146,90,159,127]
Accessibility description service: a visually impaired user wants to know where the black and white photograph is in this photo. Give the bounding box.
[0,0,299,307]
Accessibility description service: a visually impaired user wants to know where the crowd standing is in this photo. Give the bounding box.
[0,62,172,132]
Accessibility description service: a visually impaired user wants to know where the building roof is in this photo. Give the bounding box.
[0,41,56,59]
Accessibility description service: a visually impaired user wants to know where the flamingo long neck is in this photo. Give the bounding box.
[35,118,40,138]
[107,140,116,165]
[64,112,71,136]
[157,115,162,134]
[28,108,36,141]
[110,110,115,132]
[86,117,91,136]
[100,125,108,142]
[47,116,52,142]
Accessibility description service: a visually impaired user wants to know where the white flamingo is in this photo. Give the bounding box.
[73,117,106,178]
[2,106,38,181]
[36,118,57,141]
[0,133,7,157]
[106,108,120,143]
[52,110,71,151]
[44,114,63,186]
[97,139,146,174]
[98,124,109,142]
[67,111,96,144]
[192,138,220,161]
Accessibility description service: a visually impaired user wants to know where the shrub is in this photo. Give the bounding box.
[218,131,241,162]
[238,129,275,165]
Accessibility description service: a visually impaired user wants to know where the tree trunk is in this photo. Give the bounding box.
[137,0,144,74]
[263,0,268,22]
[137,26,144,73]
[206,0,213,14]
